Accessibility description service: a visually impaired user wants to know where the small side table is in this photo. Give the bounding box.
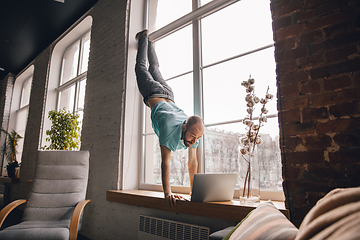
[0,176,19,206]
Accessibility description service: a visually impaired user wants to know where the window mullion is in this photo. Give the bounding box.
[56,72,87,92]
[140,0,150,186]
[74,81,80,114]
[205,114,278,128]
[202,44,274,70]
[77,40,82,76]
[192,0,205,173]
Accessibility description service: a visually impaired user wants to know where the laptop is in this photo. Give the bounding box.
[189,173,238,202]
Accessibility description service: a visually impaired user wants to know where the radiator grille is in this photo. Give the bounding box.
[139,215,209,240]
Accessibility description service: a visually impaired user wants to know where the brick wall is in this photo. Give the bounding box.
[271,0,360,227]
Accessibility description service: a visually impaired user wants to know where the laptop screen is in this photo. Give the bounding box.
[190,173,238,202]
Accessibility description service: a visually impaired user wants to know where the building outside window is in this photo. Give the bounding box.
[140,0,283,198]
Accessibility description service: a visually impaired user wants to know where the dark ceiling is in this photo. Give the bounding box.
[0,0,98,81]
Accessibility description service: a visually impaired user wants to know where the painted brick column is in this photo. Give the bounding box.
[0,73,15,174]
[271,0,360,227]
[11,47,52,201]
[79,0,130,238]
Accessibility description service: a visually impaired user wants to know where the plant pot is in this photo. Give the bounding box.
[6,165,16,178]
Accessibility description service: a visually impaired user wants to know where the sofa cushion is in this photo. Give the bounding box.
[226,201,298,240]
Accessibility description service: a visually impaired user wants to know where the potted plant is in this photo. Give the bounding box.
[1,128,22,178]
[42,108,81,150]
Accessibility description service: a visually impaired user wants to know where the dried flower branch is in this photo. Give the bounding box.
[239,76,273,199]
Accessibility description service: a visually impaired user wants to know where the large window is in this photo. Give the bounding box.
[14,76,32,161]
[5,66,34,169]
[42,16,92,150]
[140,0,282,198]
[57,31,90,126]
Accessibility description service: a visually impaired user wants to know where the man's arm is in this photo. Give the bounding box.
[160,145,184,207]
[160,145,172,197]
[188,146,198,194]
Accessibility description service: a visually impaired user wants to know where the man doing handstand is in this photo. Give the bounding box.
[135,30,205,207]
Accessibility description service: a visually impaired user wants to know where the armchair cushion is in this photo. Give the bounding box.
[23,151,89,222]
[0,220,70,240]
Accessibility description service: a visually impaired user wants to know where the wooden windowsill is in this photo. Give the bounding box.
[106,189,289,222]
[0,176,20,184]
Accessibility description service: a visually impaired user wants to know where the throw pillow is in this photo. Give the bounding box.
[228,201,298,240]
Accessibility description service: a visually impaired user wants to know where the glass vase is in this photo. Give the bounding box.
[239,155,260,203]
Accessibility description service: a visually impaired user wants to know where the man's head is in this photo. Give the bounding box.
[181,115,205,147]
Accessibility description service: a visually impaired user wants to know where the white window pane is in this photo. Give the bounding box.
[167,73,194,116]
[61,41,80,84]
[79,32,91,74]
[144,134,161,184]
[76,79,86,127]
[144,134,191,187]
[201,0,274,66]
[204,127,240,175]
[201,0,213,6]
[15,129,25,163]
[58,85,75,111]
[170,148,191,187]
[15,107,28,133]
[145,107,155,134]
[204,117,282,190]
[149,0,192,31]
[77,79,86,112]
[20,77,32,108]
[154,25,193,80]
[15,107,28,163]
[203,47,277,124]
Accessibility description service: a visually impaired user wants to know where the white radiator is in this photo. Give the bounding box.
[138,215,209,240]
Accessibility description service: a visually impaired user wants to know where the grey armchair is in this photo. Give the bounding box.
[0,150,91,240]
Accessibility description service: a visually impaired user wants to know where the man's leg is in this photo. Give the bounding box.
[148,41,175,103]
[135,33,167,106]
